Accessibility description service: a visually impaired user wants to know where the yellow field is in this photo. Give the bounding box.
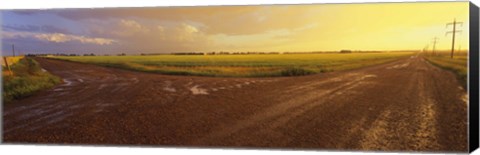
[54,52,413,77]
[1,56,23,67]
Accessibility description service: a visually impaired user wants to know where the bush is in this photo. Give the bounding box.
[280,67,315,76]
[2,58,61,103]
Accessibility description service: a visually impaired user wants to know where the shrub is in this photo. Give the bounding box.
[280,67,315,76]
[2,58,61,103]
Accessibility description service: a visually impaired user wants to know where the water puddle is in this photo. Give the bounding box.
[131,77,139,83]
[361,74,377,79]
[190,85,209,95]
[163,81,176,92]
[62,79,72,86]
[387,63,409,69]
[163,87,176,92]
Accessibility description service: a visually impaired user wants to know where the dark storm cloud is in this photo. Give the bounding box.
[1,36,118,55]
[10,10,40,15]
[2,24,72,34]
[2,24,40,32]
[35,6,316,35]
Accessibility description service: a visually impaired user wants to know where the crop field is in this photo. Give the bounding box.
[52,52,413,77]
[425,54,468,87]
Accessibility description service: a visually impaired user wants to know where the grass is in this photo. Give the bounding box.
[425,54,467,88]
[2,57,61,103]
[52,52,413,77]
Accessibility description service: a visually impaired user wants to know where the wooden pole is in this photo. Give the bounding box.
[3,57,12,75]
[446,18,463,59]
[450,19,456,58]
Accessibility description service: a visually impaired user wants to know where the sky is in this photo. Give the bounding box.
[0,1,470,55]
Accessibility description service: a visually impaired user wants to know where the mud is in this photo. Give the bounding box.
[2,57,467,152]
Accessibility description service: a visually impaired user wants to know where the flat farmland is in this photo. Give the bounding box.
[52,52,413,77]
[3,55,468,152]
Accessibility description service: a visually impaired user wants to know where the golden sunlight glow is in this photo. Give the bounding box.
[2,2,470,53]
[209,2,469,52]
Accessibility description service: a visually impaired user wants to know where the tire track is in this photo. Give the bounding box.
[192,73,378,145]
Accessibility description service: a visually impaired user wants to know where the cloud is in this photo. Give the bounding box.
[3,24,40,32]
[183,24,198,33]
[11,10,40,15]
[157,25,165,32]
[119,19,149,32]
[79,18,213,52]
[75,36,116,45]
[4,2,469,54]
[40,25,72,34]
[120,19,142,29]
[86,19,152,38]
[173,23,200,42]
[36,33,116,45]
[211,28,294,51]
[2,24,72,34]
[19,6,320,36]
[3,31,116,45]
[35,33,70,42]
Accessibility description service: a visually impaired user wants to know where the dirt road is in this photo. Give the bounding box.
[2,56,468,152]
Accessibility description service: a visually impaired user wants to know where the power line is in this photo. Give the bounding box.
[446,18,463,59]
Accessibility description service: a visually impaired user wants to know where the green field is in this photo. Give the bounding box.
[52,52,413,77]
[425,54,468,88]
[2,57,61,103]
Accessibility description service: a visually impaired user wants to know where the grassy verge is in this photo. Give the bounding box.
[52,52,412,77]
[425,55,467,88]
[2,57,61,103]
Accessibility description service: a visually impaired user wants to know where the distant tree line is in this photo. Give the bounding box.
[23,50,417,57]
[25,53,127,57]
[171,52,204,55]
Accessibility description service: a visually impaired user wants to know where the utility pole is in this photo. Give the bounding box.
[432,37,439,56]
[446,18,463,59]
[12,44,15,57]
[3,57,12,74]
